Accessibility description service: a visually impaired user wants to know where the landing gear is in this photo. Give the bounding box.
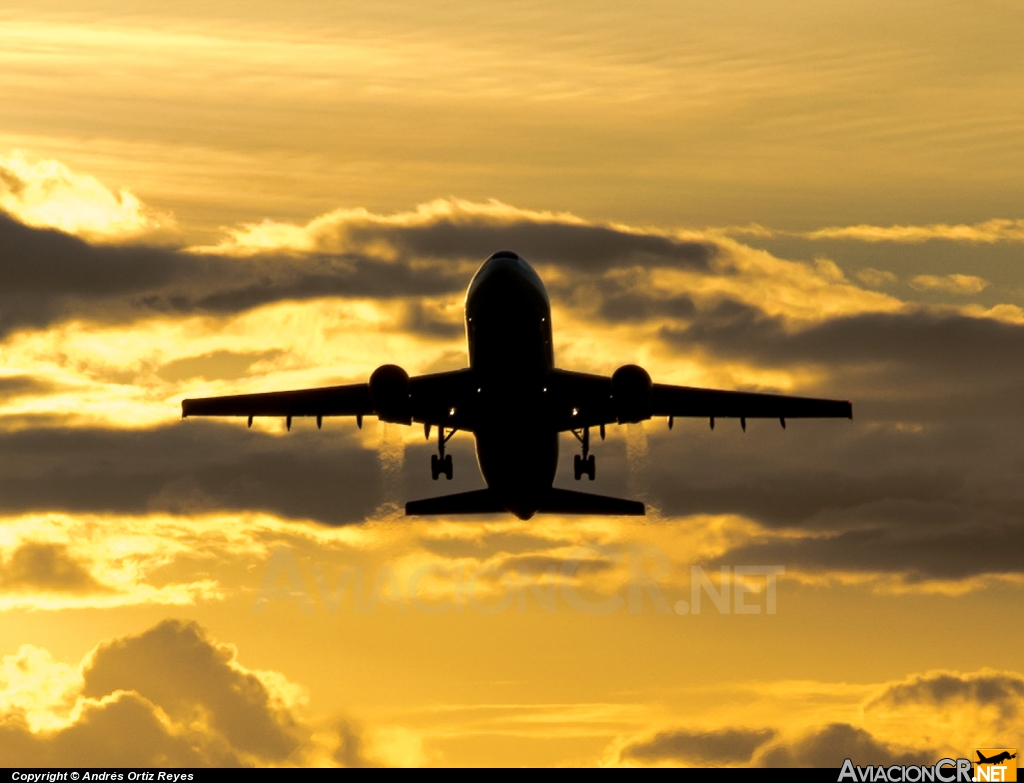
[571,426,596,481]
[430,424,456,480]
[431,453,453,480]
[573,453,595,480]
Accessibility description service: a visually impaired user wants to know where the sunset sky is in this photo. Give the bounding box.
[1,0,1022,767]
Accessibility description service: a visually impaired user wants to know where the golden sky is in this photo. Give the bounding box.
[1,0,1022,768]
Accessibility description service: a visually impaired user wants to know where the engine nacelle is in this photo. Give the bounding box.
[611,364,652,424]
[369,364,411,424]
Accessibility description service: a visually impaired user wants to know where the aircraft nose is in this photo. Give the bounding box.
[467,250,549,308]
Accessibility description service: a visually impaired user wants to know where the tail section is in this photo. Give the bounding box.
[405,489,505,515]
[405,487,645,516]
[539,488,645,516]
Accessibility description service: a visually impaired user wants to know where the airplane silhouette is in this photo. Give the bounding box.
[182,251,852,519]
[977,752,1017,765]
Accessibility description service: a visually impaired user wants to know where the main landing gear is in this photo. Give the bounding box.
[572,426,596,481]
[427,423,455,480]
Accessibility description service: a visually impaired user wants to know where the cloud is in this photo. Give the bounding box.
[194,197,715,273]
[609,717,936,768]
[0,620,424,766]
[0,542,108,593]
[0,151,171,241]
[0,512,225,612]
[658,306,1024,414]
[756,723,934,767]
[0,690,230,767]
[618,727,776,765]
[856,268,898,288]
[727,219,1024,244]
[909,274,989,294]
[332,719,377,768]
[0,420,383,525]
[0,196,710,339]
[5,179,1024,590]
[607,667,1024,768]
[82,620,305,761]
[865,670,1023,731]
[0,211,466,338]
[0,620,310,765]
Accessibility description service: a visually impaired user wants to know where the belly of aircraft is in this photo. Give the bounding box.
[474,426,558,520]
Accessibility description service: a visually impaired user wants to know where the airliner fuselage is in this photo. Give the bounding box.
[466,251,558,518]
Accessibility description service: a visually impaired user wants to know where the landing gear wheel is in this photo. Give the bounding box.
[431,426,457,480]
[574,454,596,480]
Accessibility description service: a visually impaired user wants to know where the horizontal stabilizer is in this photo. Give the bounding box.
[405,489,505,516]
[406,488,645,516]
[539,488,645,516]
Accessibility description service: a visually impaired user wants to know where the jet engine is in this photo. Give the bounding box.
[611,364,652,424]
[370,364,412,424]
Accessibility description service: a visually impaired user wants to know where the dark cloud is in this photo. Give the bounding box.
[0,210,715,337]
[349,218,715,273]
[716,513,1024,581]
[0,619,333,766]
[398,301,463,340]
[683,306,1024,374]
[659,304,1024,421]
[0,542,107,593]
[6,208,1024,584]
[0,419,384,525]
[333,719,377,768]
[185,255,465,315]
[0,416,506,527]
[620,727,776,765]
[4,406,1023,579]
[575,273,1024,423]
[757,723,934,768]
[0,690,236,766]
[865,671,1024,727]
[640,415,1024,578]
[545,271,700,323]
[0,374,55,400]
[83,619,304,762]
[0,214,464,337]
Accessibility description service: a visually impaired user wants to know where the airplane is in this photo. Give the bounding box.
[977,752,1016,765]
[182,250,852,519]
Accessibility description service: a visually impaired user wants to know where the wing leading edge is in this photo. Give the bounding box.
[181,368,479,430]
[546,368,851,431]
[650,383,852,420]
[182,384,372,420]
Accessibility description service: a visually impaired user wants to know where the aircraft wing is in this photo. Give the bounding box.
[182,383,373,424]
[546,369,851,431]
[649,383,853,421]
[181,368,480,430]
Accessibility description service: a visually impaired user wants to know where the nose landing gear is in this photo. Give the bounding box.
[572,426,596,480]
